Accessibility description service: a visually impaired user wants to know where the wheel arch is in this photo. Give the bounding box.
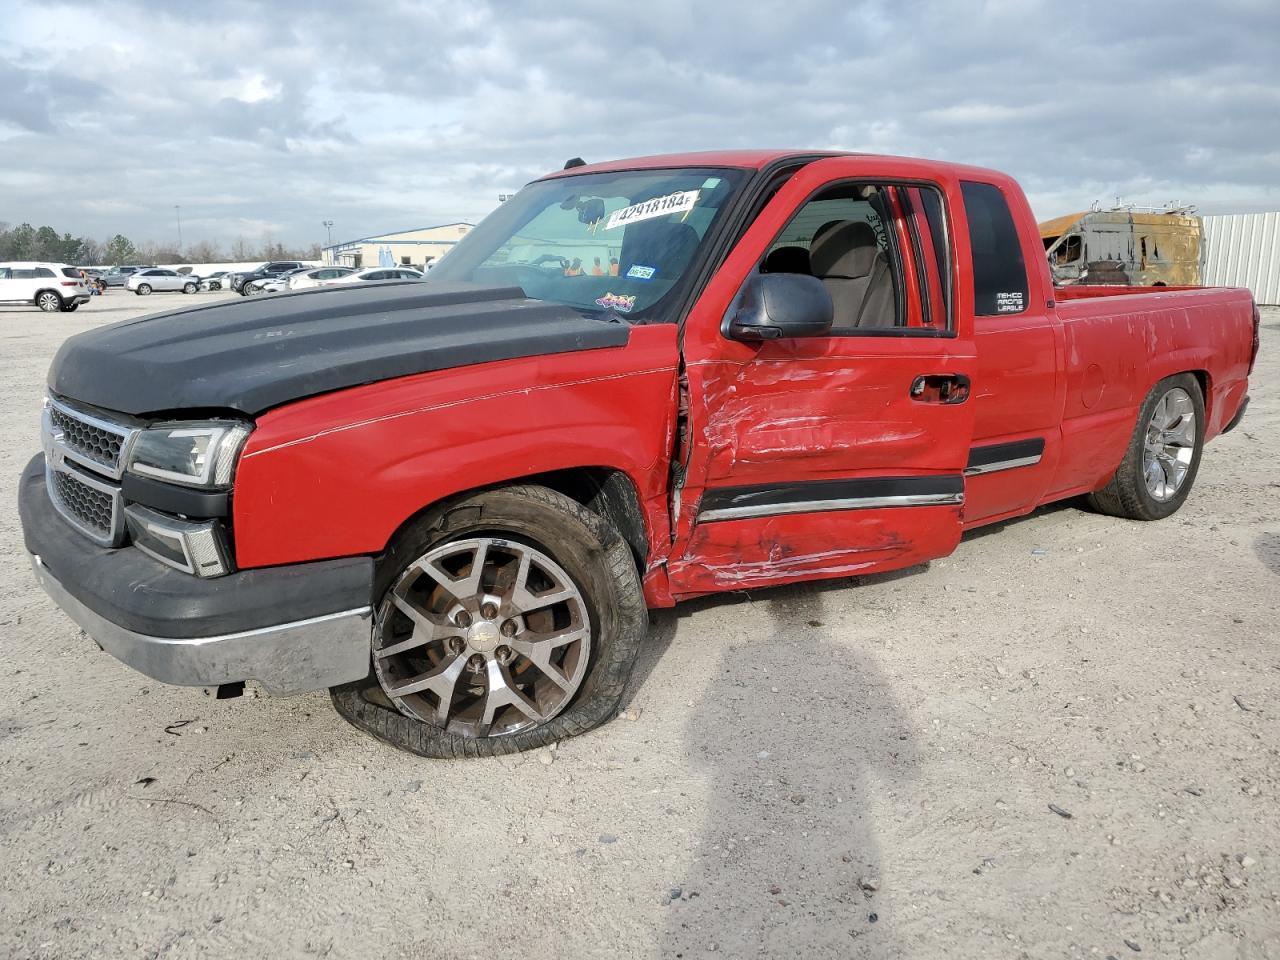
[1187,368,1211,430]
[377,465,652,574]
[33,287,63,306]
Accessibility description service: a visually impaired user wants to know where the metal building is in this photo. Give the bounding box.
[1202,212,1280,306]
[321,222,473,270]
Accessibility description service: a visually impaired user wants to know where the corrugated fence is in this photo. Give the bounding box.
[1202,212,1280,305]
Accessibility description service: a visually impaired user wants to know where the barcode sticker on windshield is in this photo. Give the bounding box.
[606,190,699,230]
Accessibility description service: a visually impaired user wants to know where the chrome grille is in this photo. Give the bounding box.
[49,468,115,540]
[42,397,135,547]
[45,460,124,547]
[44,396,137,480]
[48,404,126,473]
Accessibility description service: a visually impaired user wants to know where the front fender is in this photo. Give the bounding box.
[232,325,679,569]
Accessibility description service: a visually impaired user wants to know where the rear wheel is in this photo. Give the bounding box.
[61,301,79,312]
[36,291,62,312]
[1088,374,1204,521]
[136,283,152,296]
[331,484,647,758]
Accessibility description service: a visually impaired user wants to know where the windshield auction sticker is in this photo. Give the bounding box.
[595,292,636,312]
[605,190,699,230]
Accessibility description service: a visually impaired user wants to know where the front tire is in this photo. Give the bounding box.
[331,484,647,758]
[36,291,62,312]
[136,284,152,296]
[183,282,198,294]
[1088,373,1205,521]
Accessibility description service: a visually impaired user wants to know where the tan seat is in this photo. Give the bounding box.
[809,220,895,329]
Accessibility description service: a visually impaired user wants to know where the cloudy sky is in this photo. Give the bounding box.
[2,0,1277,250]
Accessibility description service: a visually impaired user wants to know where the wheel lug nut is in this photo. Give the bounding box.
[496,645,514,664]
[467,654,485,673]
[454,610,472,628]
[448,637,465,655]
[500,619,518,637]
[481,602,499,620]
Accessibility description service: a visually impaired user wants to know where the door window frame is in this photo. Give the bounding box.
[745,176,957,339]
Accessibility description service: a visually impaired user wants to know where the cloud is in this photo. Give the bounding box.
[1,0,1278,247]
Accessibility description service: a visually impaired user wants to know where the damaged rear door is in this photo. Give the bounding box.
[668,157,977,595]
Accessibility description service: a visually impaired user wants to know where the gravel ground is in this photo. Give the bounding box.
[1,292,1277,959]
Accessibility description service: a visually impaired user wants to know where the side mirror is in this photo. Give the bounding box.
[725,272,833,342]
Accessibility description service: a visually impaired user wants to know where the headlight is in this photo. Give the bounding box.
[127,421,252,488]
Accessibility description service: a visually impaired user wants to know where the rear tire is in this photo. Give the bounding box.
[136,284,152,296]
[331,484,647,758]
[1087,373,1204,521]
[36,291,62,312]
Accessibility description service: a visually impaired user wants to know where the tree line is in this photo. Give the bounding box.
[0,222,322,266]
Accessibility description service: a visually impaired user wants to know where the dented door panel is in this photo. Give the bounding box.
[668,156,978,598]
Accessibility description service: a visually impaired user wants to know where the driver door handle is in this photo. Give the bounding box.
[910,373,970,404]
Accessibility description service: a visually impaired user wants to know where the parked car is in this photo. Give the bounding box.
[0,262,91,312]
[199,270,230,291]
[322,266,425,285]
[250,267,312,295]
[126,268,200,296]
[101,265,154,287]
[231,261,307,294]
[288,266,355,290]
[19,150,1258,759]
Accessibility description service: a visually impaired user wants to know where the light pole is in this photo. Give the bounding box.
[174,205,182,250]
[322,220,334,264]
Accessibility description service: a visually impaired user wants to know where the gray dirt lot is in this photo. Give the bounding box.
[0,291,1277,959]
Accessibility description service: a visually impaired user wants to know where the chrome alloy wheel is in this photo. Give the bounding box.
[1142,386,1196,501]
[373,537,592,738]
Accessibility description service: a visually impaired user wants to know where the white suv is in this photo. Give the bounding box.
[126,268,201,296]
[0,262,91,312]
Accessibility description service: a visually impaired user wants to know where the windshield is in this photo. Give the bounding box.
[428,167,747,320]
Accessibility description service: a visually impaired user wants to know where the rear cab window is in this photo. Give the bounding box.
[961,180,1029,316]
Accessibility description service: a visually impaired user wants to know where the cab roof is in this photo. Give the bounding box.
[537,150,840,179]
[535,150,1016,189]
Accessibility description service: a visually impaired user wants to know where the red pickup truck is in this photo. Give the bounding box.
[20,151,1258,758]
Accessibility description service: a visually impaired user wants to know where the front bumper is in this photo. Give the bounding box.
[19,454,374,696]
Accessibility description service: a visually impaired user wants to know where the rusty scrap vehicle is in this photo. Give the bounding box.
[1040,207,1203,287]
[20,151,1258,757]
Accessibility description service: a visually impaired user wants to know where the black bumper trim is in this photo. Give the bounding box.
[1222,396,1249,435]
[19,454,373,639]
[122,472,229,518]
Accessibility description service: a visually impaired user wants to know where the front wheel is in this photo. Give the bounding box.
[183,282,198,294]
[36,291,62,312]
[331,484,647,758]
[136,284,152,296]
[1088,373,1205,521]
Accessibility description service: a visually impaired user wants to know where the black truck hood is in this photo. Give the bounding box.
[48,281,631,417]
